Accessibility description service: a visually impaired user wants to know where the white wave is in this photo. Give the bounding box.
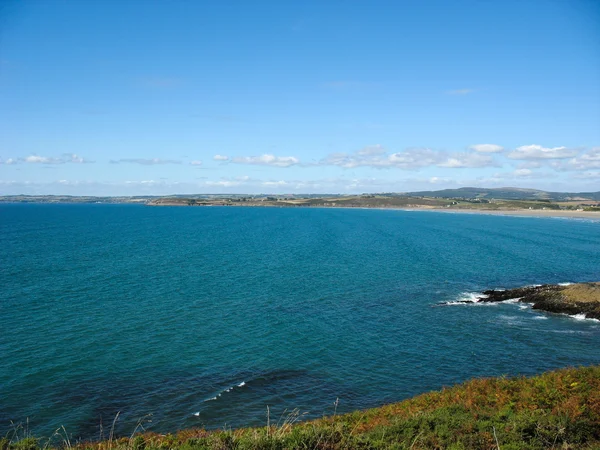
[558,282,574,286]
[518,305,529,310]
[548,329,592,334]
[497,314,527,325]
[202,381,246,403]
[440,292,489,306]
[459,292,488,302]
[570,313,600,322]
[501,298,521,304]
[532,316,548,320]
[193,412,200,416]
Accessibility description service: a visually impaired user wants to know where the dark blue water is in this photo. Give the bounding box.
[1,204,599,440]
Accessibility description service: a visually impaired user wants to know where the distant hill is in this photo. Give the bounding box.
[404,187,600,201]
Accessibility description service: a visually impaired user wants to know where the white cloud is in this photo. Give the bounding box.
[190,160,203,166]
[557,147,600,171]
[469,144,504,153]
[388,148,441,169]
[65,154,82,163]
[428,177,454,184]
[320,147,498,170]
[205,180,242,187]
[514,169,532,177]
[24,155,63,164]
[262,180,289,186]
[508,144,577,160]
[231,154,300,167]
[437,153,496,168]
[320,147,440,169]
[213,154,230,161]
[3,154,95,164]
[446,88,474,95]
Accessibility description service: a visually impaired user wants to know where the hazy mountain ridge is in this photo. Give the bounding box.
[1,188,599,203]
[404,187,600,201]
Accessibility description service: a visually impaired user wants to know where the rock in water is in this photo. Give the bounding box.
[481,282,600,320]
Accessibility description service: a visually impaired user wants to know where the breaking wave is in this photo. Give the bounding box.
[437,292,488,306]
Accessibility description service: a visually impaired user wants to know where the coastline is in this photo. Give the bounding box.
[397,207,600,220]
[302,204,600,220]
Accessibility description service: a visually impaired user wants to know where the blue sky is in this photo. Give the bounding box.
[1,0,599,195]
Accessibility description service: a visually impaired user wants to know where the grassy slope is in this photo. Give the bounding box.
[563,283,600,304]
[6,366,600,450]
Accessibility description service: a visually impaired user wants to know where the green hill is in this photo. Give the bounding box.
[404,187,600,201]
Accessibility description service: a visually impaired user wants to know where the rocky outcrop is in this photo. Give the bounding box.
[481,282,600,320]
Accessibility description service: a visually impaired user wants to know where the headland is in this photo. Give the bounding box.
[465,282,600,320]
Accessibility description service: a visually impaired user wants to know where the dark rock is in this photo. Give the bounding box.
[481,283,600,320]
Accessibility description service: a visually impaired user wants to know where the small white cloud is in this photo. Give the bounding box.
[25,155,63,164]
[205,180,241,187]
[63,153,93,163]
[437,153,496,168]
[0,158,17,165]
[514,169,532,177]
[231,154,300,167]
[213,155,230,161]
[469,144,504,153]
[508,144,577,160]
[262,180,288,186]
[190,160,203,166]
[387,148,441,169]
[446,88,475,95]
[8,154,94,164]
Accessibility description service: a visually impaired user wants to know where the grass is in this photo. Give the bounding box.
[562,283,600,304]
[4,366,600,449]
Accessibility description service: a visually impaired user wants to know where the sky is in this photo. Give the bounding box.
[0,0,599,196]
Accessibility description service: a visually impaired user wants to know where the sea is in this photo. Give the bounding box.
[1,204,599,441]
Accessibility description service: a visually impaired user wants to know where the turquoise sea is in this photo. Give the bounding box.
[1,204,599,440]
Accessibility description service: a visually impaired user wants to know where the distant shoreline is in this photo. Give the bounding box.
[292,205,600,220]
[397,207,600,220]
[2,199,600,220]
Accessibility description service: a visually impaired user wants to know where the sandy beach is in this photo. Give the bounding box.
[400,207,600,220]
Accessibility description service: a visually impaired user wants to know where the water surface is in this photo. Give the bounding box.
[1,204,599,439]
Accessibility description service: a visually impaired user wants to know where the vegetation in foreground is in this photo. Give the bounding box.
[4,366,600,449]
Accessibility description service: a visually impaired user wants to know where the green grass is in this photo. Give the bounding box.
[5,366,600,449]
